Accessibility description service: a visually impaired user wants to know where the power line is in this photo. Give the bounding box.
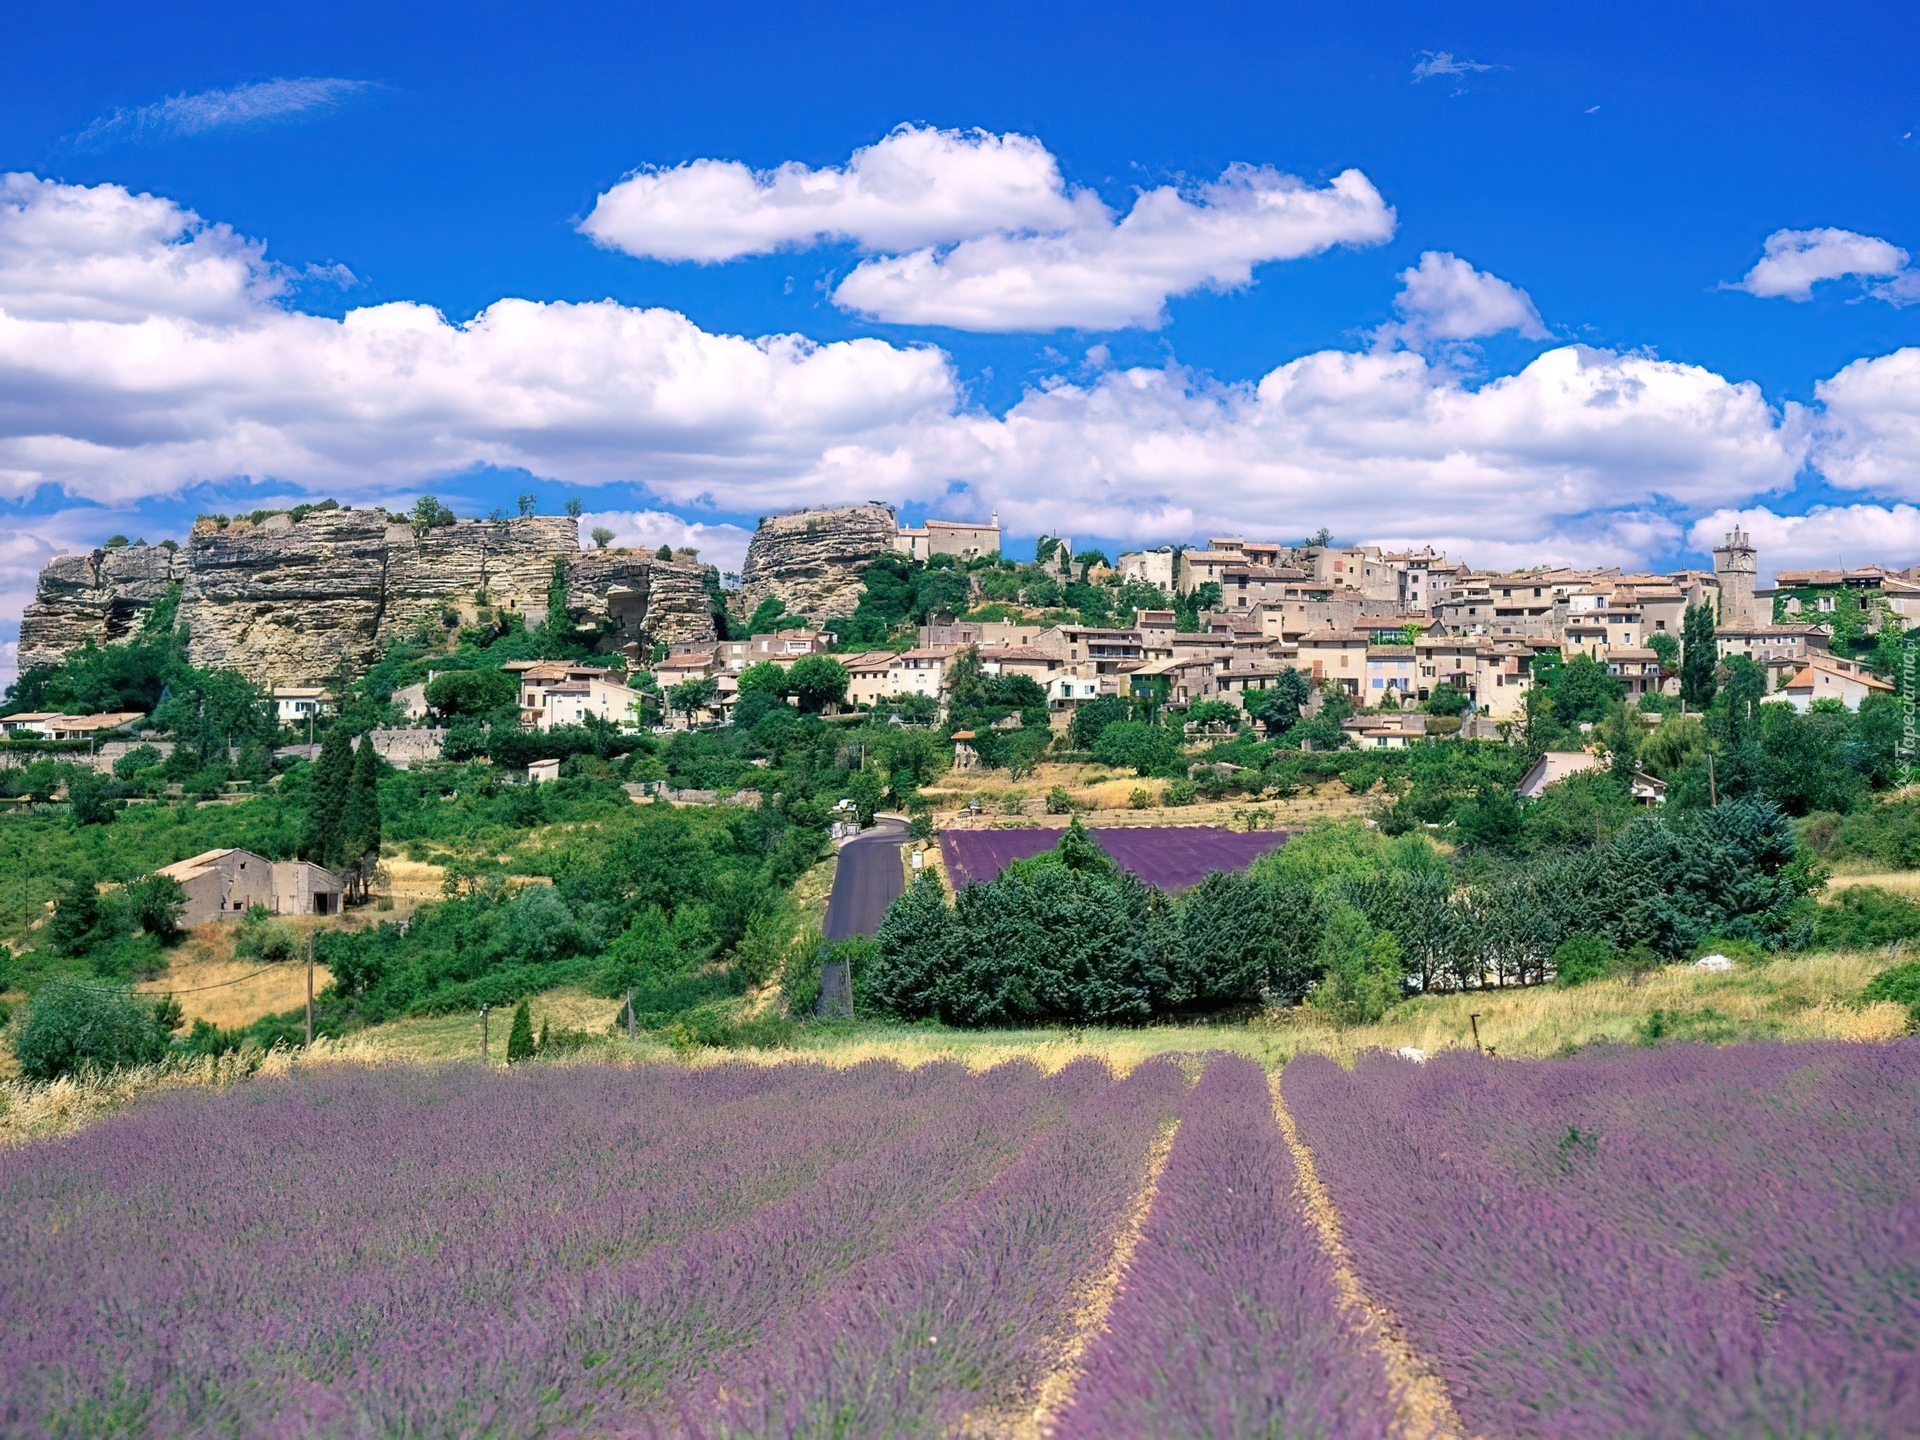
[46,964,289,997]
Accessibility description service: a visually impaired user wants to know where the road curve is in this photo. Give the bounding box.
[821,818,910,941]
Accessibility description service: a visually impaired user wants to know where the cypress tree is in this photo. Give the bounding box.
[301,726,355,866]
[1681,601,1718,709]
[340,736,383,864]
[506,999,535,1063]
[49,868,101,956]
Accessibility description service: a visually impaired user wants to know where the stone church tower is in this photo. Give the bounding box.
[1712,525,1758,628]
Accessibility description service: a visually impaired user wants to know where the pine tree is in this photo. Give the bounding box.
[301,725,355,866]
[49,868,101,955]
[1681,601,1719,710]
[536,1017,549,1053]
[506,999,535,1063]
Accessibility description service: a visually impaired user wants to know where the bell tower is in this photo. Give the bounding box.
[1712,526,1757,629]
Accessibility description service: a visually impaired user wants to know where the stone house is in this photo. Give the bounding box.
[894,515,1001,562]
[1780,657,1897,712]
[524,675,649,732]
[1117,548,1178,589]
[271,687,334,726]
[156,848,342,926]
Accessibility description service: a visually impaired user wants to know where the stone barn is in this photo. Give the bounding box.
[156,849,343,926]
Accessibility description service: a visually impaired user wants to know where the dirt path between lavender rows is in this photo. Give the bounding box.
[1270,1075,1479,1440]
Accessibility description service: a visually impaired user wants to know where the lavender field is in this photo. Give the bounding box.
[3,1040,1917,1438]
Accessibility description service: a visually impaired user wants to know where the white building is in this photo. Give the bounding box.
[524,675,649,731]
[272,687,334,725]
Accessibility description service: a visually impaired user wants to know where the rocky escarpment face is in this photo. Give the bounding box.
[17,509,716,686]
[737,502,898,621]
[18,544,187,670]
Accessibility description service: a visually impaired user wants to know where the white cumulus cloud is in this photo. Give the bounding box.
[0,171,1899,652]
[833,165,1395,332]
[586,126,1396,332]
[581,125,1084,262]
[1688,503,1920,580]
[1732,227,1912,301]
[77,78,373,148]
[1807,346,1920,495]
[579,509,752,574]
[1374,250,1549,350]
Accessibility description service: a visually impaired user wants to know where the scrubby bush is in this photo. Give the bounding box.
[10,977,173,1079]
[1864,961,1920,1027]
[1553,934,1617,987]
[1811,886,1920,951]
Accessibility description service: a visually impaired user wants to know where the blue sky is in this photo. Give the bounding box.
[3,0,1919,676]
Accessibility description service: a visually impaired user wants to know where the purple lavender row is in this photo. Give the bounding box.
[1283,1041,1920,1439]
[1052,1055,1399,1440]
[0,1059,1025,1438]
[520,1056,1114,1433]
[675,1056,1191,1439]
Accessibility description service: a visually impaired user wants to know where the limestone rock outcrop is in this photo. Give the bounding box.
[737,503,898,622]
[18,509,716,685]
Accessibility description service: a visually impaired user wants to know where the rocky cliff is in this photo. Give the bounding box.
[18,509,716,684]
[737,503,898,622]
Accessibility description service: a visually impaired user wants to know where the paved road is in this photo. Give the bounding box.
[821,819,909,941]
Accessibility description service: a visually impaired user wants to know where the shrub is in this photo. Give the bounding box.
[10,977,171,1079]
[1309,903,1403,1024]
[1164,778,1197,806]
[506,999,534,1063]
[1553,933,1618,987]
[1863,961,1920,1027]
[1812,886,1920,951]
[1128,787,1153,810]
[779,931,824,1016]
[1045,786,1074,815]
[234,907,300,963]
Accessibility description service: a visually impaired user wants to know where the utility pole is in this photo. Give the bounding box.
[480,1004,491,1064]
[625,990,635,1040]
[1469,1013,1484,1052]
[305,932,315,1048]
[1708,752,1718,807]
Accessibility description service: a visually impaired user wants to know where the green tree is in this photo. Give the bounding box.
[1424,681,1470,717]
[745,595,791,633]
[564,497,583,519]
[126,873,186,940]
[506,998,535,1062]
[301,725,355,865]
[786,656,849,713]
[1069,694,1131,750]
[591,526,615,549]
[1648,631,1680,675]
[1681,601,1718,708]
[1092,720,1183,776]
[341,735,383,864]
[1548,654,1626,725]
[542,557,571,642]
[411,495,441,529]
[669,676,719,722]
[735,661,787,697]
[425,668,518,717]
[1246,669,1310,733]
[49,867,102,955]
[1309,903,1403,1024]
[10,977,171,1079]
[656,544,675,561]
[67,770,121,826]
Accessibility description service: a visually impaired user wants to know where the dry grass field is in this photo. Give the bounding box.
[924,762,1373,833]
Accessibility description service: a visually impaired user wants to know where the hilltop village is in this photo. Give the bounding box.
[10,499,1908,759]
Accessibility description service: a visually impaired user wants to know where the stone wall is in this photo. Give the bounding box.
[18,509,716,685]
[737,503,898,622]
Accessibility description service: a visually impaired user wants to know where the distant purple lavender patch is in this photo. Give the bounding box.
[1284,1041,1920,1439]
[941,825,1288,891]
